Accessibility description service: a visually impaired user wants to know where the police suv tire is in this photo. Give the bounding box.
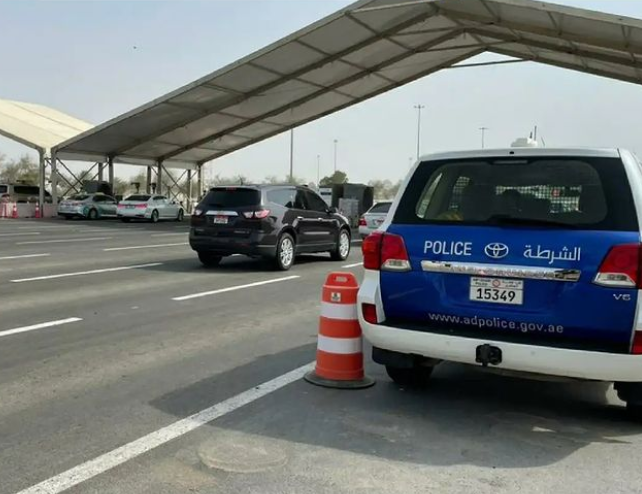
[331,228,351,261]
[198,252,222,267]
[274,233,295,271]
[386,365,433,388]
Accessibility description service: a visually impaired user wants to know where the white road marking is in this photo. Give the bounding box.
[0,317,82,339]
[151,233,187,237]
[342,262,364,268]
[0,232,41,237]
[16,362,314,494]
[16,237,112,245]
[103,243,188,252]
[10,263,162,283]
[173,275,300,301]
[351,239,363,244]
[0,253,51,261]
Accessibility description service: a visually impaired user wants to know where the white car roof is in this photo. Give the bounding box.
[418,148,622,162]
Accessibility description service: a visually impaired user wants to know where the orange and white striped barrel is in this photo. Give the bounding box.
[305,272,375,389]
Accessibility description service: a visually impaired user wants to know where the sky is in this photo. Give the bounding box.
[1,0,642,185]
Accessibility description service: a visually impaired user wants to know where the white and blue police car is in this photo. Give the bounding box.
[358,148,642,418]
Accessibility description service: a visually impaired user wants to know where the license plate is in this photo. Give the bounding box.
[213,216,228,224]
[470,277,523,305]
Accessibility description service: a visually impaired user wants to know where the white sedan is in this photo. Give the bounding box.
[117,194,184,223]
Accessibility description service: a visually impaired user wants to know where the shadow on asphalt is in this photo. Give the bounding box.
[137,254,340,274]
[151,344,640,469]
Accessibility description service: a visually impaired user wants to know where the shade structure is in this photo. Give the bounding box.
[54,0,642,166]
[0,98,92,153]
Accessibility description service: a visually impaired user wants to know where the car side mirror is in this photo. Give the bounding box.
[328,206,338,214]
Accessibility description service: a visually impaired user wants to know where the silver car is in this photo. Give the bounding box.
[117,194,184,223]
[58,193,118,220]
[358,201,392,238]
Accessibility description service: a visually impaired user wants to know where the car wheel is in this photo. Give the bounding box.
[274,233,295,271]
[331,228,351,261]
[88,208,98,220]
[63,215,72,220]
[121,218,131,223]
[198,251,222,267]
[176,209,184,222]
[626,402,642,422]
[150,209,159,223]
[385,365,433,388]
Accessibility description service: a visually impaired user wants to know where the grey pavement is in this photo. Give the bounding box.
[0,218,641,494]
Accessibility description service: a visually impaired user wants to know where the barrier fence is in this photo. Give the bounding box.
[0,203,56,219]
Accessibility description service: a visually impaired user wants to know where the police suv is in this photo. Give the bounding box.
[358,148,642,417]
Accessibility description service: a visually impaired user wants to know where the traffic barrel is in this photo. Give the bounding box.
[305,272,375,389]
[11,203,18,219]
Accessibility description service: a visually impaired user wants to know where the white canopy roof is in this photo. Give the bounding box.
[0,99,92,153]
[55,0,642,166]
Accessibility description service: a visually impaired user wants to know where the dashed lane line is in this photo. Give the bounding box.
[172,275,300,301]
[10,263,163,283]
[0,317,83,339]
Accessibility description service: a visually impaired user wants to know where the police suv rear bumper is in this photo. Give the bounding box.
[357,270,642,383]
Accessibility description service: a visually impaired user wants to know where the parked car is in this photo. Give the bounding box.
[358,148,642,419]
[189,185,351,270]
[358,201,392,238]
[117,194,184,223]
[58,193,118,219]
[0,184,51,203]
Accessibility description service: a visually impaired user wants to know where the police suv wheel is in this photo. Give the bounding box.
[386,365,433,388]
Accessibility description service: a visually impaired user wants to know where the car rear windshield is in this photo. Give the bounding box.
[369,202,391,214]
[202,188,261,208]
[70,194,90,201]
[394,156,638,231]
[126,195,151,201]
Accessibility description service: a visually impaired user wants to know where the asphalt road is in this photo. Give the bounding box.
[1,218,642,494]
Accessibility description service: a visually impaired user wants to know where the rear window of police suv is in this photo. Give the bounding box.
[394,157,638,232]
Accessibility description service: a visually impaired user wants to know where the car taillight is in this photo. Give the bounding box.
[632,332,642,355]
[362,303,378,324]
[136,204,148,209]
[358,217,367,226]
[594,244,641,288]
[362,232,411,272]
[243,209,270,219]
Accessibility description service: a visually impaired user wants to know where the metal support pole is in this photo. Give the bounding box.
[146,166,152,194]
[197,164,203,200]
[186,169,193,213]
[316,154,321,187]
[50,150,58,208]
[38,149,46,210]
[289,129,294,184]
[157,162,163,195]
[414,104,425,159]
[333,139,338,173]
[479,127,489,149]
[98,163,105,182]
[108,157,114,190]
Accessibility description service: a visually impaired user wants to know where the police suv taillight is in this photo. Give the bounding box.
[594,244,642,288]
[362,232,411,272]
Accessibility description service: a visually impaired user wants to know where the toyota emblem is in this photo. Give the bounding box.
[484,243,509,260]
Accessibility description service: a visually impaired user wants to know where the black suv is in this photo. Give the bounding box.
[189,185,352,270]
